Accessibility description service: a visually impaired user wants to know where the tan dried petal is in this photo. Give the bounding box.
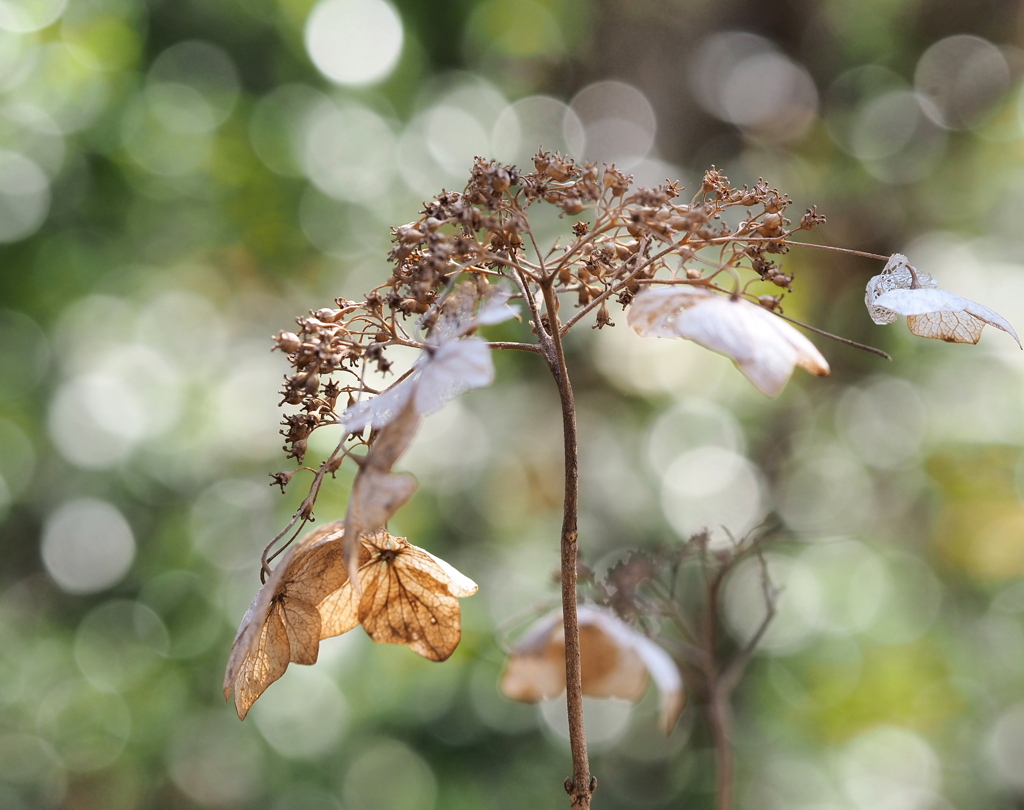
[320,531,477,662]
[223,521,347,719]
[873,288,1021,346]
[907,310,984,344]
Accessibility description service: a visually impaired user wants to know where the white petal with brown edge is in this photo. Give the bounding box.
[500,605,685,735]
[628,286,829,397]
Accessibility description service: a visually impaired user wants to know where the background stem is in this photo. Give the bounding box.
[709,687,734,810]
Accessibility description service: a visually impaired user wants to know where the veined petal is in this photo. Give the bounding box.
[872,286,1021,347]
[413,548,479,597]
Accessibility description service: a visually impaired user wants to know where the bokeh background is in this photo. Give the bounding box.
[3,0,1024,807]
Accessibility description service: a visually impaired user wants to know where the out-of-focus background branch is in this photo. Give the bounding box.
[3,0,1024,807]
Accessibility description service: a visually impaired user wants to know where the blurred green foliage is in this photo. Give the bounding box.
[3,0,1024,808]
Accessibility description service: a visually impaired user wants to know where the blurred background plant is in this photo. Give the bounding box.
[4,0,1024,808]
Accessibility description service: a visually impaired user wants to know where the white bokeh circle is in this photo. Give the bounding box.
[41,498,136,594]
[305,0,403,87]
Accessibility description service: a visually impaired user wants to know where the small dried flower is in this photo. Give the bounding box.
[500,605,684,735]
[866,253,1021,346]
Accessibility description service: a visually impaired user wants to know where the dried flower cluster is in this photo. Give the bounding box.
[273,154,831,460]
[268,155,837,532]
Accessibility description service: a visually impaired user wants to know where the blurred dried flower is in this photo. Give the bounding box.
[500,605,684,735]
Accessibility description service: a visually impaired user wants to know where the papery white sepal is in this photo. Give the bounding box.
[865,253,1020,347]
[628,286,829,397]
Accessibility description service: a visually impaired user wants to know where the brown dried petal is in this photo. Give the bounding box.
[320,532,477,662]
[223,522,347,719]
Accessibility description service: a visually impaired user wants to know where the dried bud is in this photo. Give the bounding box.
[287,438,307,461]
[593,301,615,329]
[562,196,584,215]
[275,331,302,354]
[685,267,702,280]
[270,470,295,492]
[315,308,344,323]
[800,206,826,230]
[757,213,785,238]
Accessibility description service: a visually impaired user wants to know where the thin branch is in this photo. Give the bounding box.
[485,340,545,353]
[558,237,652,334]
[769,310,892,360]
[512,267,554,359]
[719,549,776,696]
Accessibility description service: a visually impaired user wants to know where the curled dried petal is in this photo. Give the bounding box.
[866,254,1020,346]
[223,522,347,719]
[628,286,829,397]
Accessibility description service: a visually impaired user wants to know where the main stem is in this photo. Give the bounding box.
[540,281,594,809]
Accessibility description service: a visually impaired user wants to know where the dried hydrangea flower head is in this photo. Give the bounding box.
[500,605,684,735]
[250,153,890,808]
[866,253,1020,346]
[225,522,477,718]
[318,530,478,661]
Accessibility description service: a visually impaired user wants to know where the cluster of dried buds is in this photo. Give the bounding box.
[271,153,834,468]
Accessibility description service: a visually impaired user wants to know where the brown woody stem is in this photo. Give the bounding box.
[540,279,594,809]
